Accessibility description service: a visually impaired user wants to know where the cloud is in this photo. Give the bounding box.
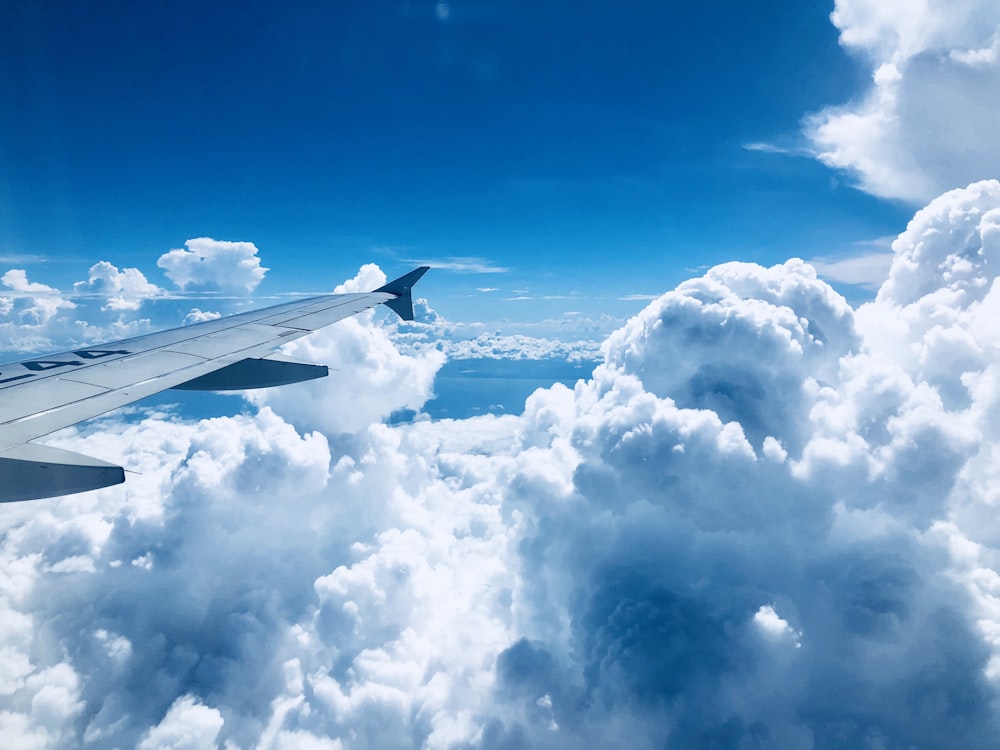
[602,257,858,452]
[182,309,222,325]
[0,267,168,355]
[480,186,1000,746]
[0,253,48,265]
[807,248,894,289]
[1,269,57,295]
[741,141,806,156]
[435,332,601,363]
[806,0,1000,202]
[753,604,802,646]
[73,261,165,311]
[617,293,660,302]
[137,695,223,750]
[157,238,269,294]
[246,265,445,435]
[4,193,1000,748]
[392,299,603,363]
[405,257,510,274]
[0,269,76,348]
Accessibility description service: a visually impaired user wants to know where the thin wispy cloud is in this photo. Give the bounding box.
[0,253,49,264]
[808,246,895,290]
[503,294,571,301]
[803,235,898,292]
[742,141,806,155]
[0,289,67,299]
[406,257,510,274]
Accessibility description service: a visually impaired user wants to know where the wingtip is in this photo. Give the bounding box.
[375,266,430,295]
[375,267,430,321]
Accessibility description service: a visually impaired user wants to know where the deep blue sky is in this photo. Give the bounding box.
[0,1,911,328]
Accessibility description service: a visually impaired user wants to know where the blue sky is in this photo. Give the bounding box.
[0,1,911,328]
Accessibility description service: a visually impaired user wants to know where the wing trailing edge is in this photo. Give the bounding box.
[0,443,125,503]
[172,354,328,391]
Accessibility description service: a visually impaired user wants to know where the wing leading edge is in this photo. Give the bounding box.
[0,266,429,502]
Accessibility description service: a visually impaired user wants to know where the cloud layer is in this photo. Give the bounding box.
[807,0,1000,202]
[3,184,1000,747]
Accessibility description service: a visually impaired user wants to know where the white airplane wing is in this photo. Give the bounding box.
[0,266,429,502]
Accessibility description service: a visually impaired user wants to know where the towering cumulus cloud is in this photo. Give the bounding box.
[3,184,1000,747]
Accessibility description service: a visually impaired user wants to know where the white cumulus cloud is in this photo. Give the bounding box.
[74,261,165,311]
[806,0,1000,202]
[246,265,445,434]
[0,269,77,351]
[157,237,269,294]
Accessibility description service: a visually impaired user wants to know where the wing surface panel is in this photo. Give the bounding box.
[260,293,392,330]
[160,326,283,358]
[0,379,110,425]
[58,351,209,390]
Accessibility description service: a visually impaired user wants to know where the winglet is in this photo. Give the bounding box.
[375,266,430,321]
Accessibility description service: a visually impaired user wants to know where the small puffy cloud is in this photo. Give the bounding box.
[74,261,164,311]
[806,0,1000,202]
[331,262,385,294]
[0,267,167,354]
[0,269,76,340]
[410,297,440,325]
[182,309,222,325]
[157,237,268,294]
[753,604,802,646]
[2,269,55,294]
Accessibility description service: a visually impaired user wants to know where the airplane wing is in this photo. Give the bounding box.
[0,266,429,502]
